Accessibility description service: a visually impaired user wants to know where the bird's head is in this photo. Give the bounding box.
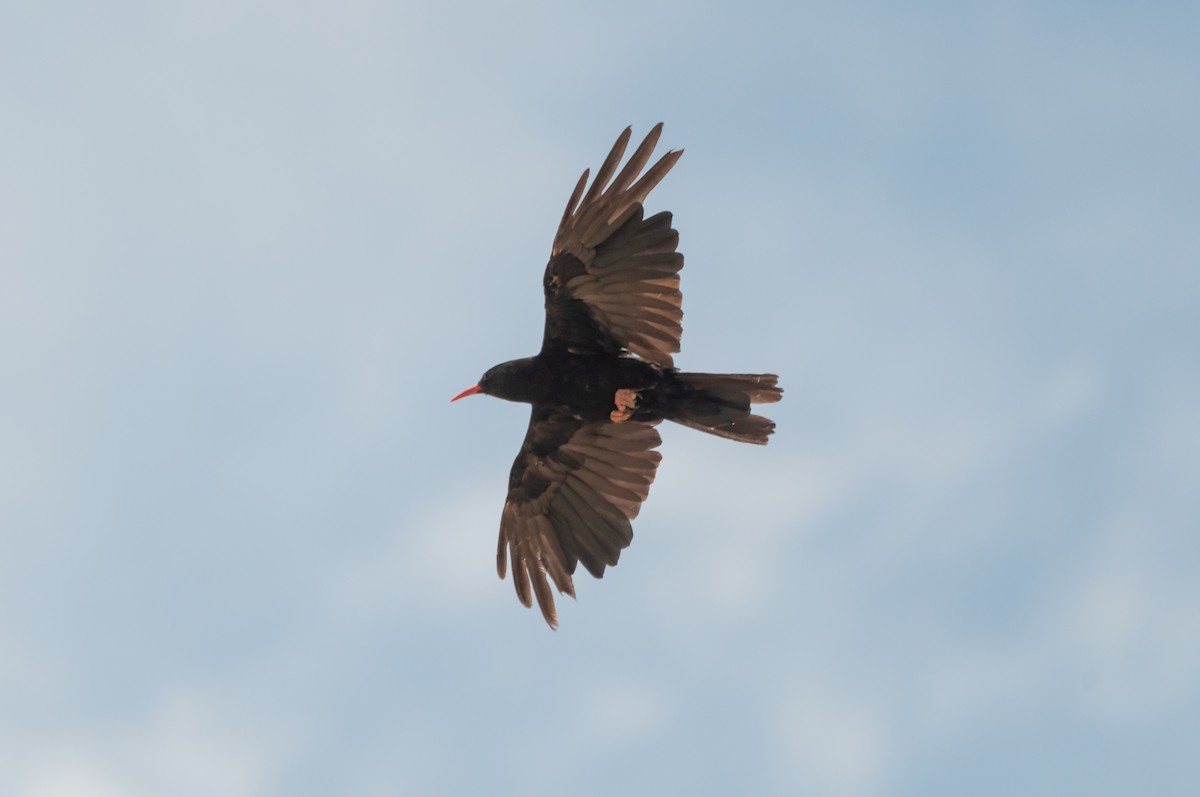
[450,358,536,404]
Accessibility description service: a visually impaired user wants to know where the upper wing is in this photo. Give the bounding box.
[498,407,663,628]
[542,124,685,367]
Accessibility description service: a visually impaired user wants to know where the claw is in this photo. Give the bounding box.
[610,388,640,423]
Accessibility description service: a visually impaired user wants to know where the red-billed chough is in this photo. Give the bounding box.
[453,124,782,627]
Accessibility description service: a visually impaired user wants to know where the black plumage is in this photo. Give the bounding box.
[452,124,782,627]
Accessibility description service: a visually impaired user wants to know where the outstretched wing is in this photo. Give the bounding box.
[498,407,662,628]
[542,124,685,367]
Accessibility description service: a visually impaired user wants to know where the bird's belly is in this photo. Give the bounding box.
[548,356,662,419]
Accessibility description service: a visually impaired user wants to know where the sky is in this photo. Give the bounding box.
[2,1,1198,795]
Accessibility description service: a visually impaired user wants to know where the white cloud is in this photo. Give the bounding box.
[1050,381,1200,722]
[776,681,889,797]
[1061,552,1200,721]
[335,480,505,615]
[582,683,668,743]
[9,691,287,797]
[20,768,132,797]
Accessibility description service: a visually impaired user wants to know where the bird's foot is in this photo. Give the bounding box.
[610,388,640,423]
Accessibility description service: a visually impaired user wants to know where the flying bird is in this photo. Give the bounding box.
[452,124,782,627]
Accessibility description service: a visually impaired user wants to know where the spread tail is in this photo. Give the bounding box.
[670,372,782,445]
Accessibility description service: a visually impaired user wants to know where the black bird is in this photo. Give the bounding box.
[452,124,782,627]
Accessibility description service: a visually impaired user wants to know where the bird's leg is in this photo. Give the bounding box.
[610,388,640,423]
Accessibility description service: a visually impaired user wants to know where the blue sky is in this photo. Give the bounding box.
[2,1,1198,795]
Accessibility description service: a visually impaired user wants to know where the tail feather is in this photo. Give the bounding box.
[670,372,782,445]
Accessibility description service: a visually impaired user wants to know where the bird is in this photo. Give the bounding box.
[452,123,782,628]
